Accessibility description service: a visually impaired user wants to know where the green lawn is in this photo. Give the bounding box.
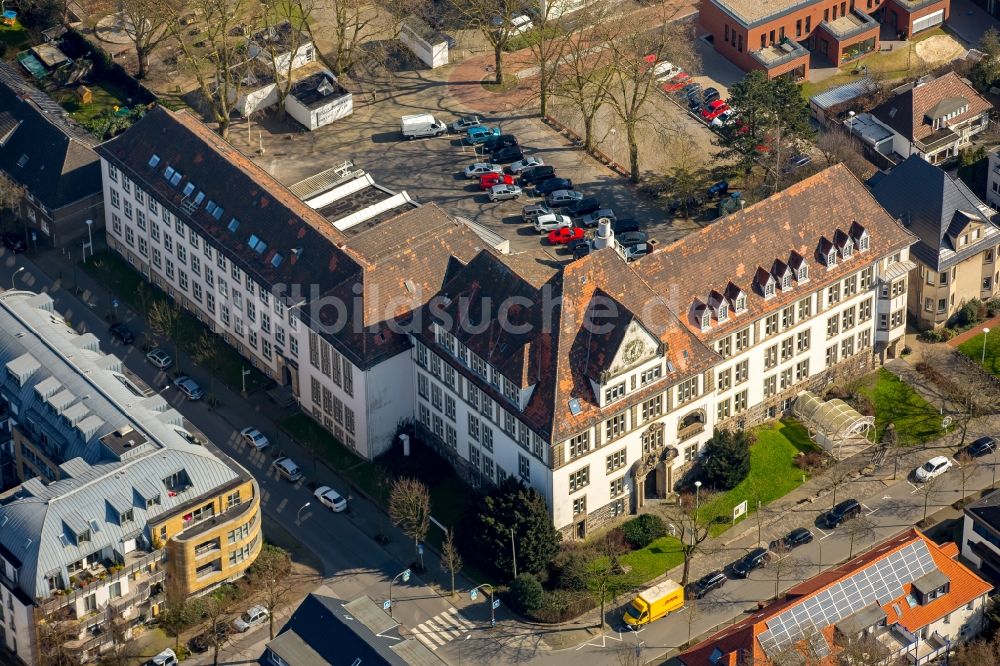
[616,535,685,587]
[858,368,944,446]
[0,21,29,57]
[698,419,820,536]
[958,331,1000,379]
[53,80,133,126]
[82,251,269,393]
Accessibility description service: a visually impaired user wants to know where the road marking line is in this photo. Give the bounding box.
[432,619,462,640]
[815,526,832,540]
[447,611,476,630]
[420,620,452,646]
[862,503,878,516]
[412,626,440,651]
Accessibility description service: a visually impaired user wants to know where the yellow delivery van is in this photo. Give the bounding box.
[623,579,684,627]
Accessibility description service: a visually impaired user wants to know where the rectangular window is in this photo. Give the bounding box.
[827,283,841,305]
[781,306,795,329]
[827,316,839,339]
[519,454,530,483]
[610,477,625,499]
[605,413,626,440]
[796,18,802,36]
[641,395,663,421]
[734,360,749,384]
[468,413,480,441]
[717,367,732,392]
[842,307,856,331]
[569,467,590,493]
[677,376,699,404]
[734,390,748,413]
[858,298,872,322]
[826,345,839,367]
[795,359,810,381]
[780,337,794,361]
[569,432,590,459]
[605,382,626,403]
[763,375,777,398]
[798,297,812,320]
[716,336,732,358]
[764,314,779,336]
[764,345,778,369]
[573,496,587,516]
[796,329,811,352]
[735,328,750,351]
[606,449,627,474]
[717,398,731,420]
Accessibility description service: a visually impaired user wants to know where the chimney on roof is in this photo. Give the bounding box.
[593,218,615,250]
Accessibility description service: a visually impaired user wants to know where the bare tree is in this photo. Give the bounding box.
[842,515,876,558]
[834,629,893,665]
[193,331,220,406]
[0,171,25,216]
[301,0,378,77]
[159,597,199,650]
[616,637,645,666]
[605,11,698,183]
[248,544,298,639]
[552,23,615,153]
[36,614,78,666]
[955,451,980,506]
[440,528,463,598]
[200,595,232,666]
[526,4,572,118]
[119,0,179,79]
[166,0,259,138]
[826,468,854,509]
[389,477,431,567]
[102,615,142,666]
[768,550,805,600]
[917,475,941,524]
[148,299,182,372]
[450,0,525,84]
[953,632,1000,666]
[589,529,630,632]
[258,0,315,116]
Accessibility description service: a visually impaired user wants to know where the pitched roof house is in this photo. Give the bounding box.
[869,155,1000,329]
[680,529,992,666]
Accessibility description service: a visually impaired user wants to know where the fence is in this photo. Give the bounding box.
[59,29,158,107]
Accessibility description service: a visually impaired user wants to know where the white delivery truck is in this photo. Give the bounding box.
[400,113,447,140]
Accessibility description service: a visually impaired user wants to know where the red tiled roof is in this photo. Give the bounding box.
[679,529,992,666]
[870,72,992,143]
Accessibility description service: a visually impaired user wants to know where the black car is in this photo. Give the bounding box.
[189,622,229,654]
[732,547,769,578]
[571,239,590,259]
[1,232,26,253]
[535,177,574,196]
[707,180,729,198]
[681,82,702,98]
[491,146,524,164]
[109,322,135,345]
[618,230,649,248]
[770,527,813,552]
[702,87,721,104]
[825,499,862,528]
[565,197,601,217]
[967,436,998,458]
[688,97,703,112]
[613,218,640,234]
[483,134,518,152]
[520,164,556,185]
[689,570,726,599]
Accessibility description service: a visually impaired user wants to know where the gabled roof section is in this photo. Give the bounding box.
[639,165,916,342]
[0,62,100,209]
[869,155,1000,272]
[871,72,991,143]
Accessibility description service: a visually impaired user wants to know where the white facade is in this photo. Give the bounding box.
[285,89,353,131]
[398,20,449,69]
[0,579,34,662]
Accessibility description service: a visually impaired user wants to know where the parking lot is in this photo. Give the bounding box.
[233,69,701,255]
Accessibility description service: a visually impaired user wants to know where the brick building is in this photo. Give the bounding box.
[699,0,950,79]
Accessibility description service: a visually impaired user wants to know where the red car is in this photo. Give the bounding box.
[661,72,691,93]
[700,100,730,122]
[548,227,585,245]
[480,173,515,190]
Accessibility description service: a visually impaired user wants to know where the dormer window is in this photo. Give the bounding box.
[842,240,853,259]
[76,529,91,545]
[798,265,809,281]
[763,281,775,298]
[700,310,711,329]
[735,294,747,312]
[826,251,837,268]
[781,273,792,290]
[718,302,729,322]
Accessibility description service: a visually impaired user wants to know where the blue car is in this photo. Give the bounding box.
[466,126,501,144]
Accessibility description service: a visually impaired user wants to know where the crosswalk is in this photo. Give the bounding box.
[411,607,477,650]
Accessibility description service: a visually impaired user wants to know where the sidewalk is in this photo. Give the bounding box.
[946,313,1000,348]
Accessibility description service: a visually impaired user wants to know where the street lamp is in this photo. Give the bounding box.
[296,501,311,523]
[470,583,497,628]
[84,219,93,260]
[694,480,702,514]
[983,328,991,365]
[609,128,617,167]
[10,266,24,291]
[388,568,412,618]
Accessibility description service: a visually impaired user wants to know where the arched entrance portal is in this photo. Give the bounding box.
[632,425,678,512]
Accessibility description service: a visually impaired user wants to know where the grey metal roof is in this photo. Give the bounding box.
[0,291,246,600]
[912,568,949,596]
[835,603,887,636]
[869,155,1000,271]
[810,77,877,110]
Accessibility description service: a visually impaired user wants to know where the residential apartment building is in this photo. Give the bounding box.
[983,145,1000,210]
[412,165,914,537]
[96,106,485,459]
[96,108,915,539]
[680,529,992,665]
[699,0,948,79]
[870,155,1000,329]
[961,489,1000,582]
[0,289,261,664]
[0,62,103,250]
[853,73,993,165]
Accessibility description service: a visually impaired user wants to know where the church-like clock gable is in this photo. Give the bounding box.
[603,319,661,381]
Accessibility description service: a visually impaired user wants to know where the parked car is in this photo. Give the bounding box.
[1,232,26,253]
[451,116,483,133]
[491,146,524,164]
[623,242,652,261]
[711,110,737,127]
[109,322,135,344]
[546,190,584,208]
[535,177,573,196]
[480,173,515,190]
[789,153,812,168]
[314,485,348,512]
[732,547,770,578]
[652,60,680,81]
[522,203,554,223]
[466,126,501,144]
[507,157,544,174]
[700,100,730,122]
[533,213,573,233]
[688,98,703,114]
[464,162,503,178]
[618,230,649,247]
[824,499,862,528]
[688,570,727,599]
[680,82,702,98]
[232,605,269,632]
[520,164,557,185]
[707,180,730,198]
[915,455,953,482]
[143,648,178,666]
[189,624,229,654]
[489,184,523,201]
[576,209,617,228]
[548,226,585,245]
[571,239,591,259]
[239,427,270,451]
[702,87,721,104]
[613,218,640,234]
[967,436,999,457]
[146,348,173,370]
[271,457,303,482]
[662,72,692,93]
[770,527,813,552]
[482,134,518,152]
[565,197,602,217]
[173,376,204,400]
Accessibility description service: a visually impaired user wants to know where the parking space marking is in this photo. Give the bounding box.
[908,482,921,493]
[815,526,833,540]
[863,503,878,516]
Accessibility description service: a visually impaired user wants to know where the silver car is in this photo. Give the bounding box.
[546,190,584,207]
[576,209,617,228]
[146,348,173,369]
[508,157,544,174]
[451,116,483,133]
[173,376,203,400]
[464,162,503,178]
[489,184,522,201]
[533,213,573,233]
[521,203,553,223]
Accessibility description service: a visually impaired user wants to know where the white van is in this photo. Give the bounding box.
[144,649,177,666]
[509,14,534,34]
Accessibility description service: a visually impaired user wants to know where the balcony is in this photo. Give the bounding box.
[821,10,880,41]
[878,626,951,665]
[172,492,257,543]
[750,38,809,69]
[41,549,165,614]
[677,421,706,442]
